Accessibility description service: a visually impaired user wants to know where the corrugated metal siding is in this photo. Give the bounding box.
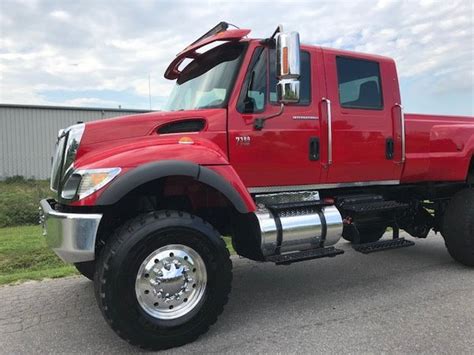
[0,105,150,179]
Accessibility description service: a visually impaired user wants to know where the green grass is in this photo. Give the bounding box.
[0,225,77,285]
[0,177,52,227]
[223,236,235,254]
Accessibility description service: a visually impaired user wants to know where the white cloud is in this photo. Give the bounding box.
[376,0,398,10]
[0,0,472,114]
[49,10,70,21]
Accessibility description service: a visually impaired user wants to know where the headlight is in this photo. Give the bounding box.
[61,168,121,200]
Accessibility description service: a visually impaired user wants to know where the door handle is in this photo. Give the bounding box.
[309,137,320,161]
[321,98,332,166]
[386,138,394,160]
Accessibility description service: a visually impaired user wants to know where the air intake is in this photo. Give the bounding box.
[157,119,205,134]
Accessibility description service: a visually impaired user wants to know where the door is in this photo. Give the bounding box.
[227,45,325,189]
[319,50,404,184]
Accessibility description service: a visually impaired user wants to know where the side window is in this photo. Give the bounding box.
[336,57,383,110]
[237,48,267,113]
[270,50,311,105]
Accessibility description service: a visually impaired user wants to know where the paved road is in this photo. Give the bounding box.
[1,232,473,354]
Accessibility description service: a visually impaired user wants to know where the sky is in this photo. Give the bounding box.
[0,0,473,115]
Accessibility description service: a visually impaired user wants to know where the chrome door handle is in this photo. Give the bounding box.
[394,103,406,163]
[322,97,332,166]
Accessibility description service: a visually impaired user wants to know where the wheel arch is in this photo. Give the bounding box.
[96,160,253,214]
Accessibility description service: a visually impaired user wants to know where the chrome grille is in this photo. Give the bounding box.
[50,133,67,192]
[49,123,85,194]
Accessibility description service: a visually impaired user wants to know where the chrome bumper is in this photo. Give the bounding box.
[39,199,102,263]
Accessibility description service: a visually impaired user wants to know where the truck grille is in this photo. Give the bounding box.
[50,133,67,192]
[49,123,85,194]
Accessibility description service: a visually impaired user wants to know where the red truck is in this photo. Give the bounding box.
[40,22,474,350]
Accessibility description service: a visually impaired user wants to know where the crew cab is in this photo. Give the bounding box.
[39,22,474,350]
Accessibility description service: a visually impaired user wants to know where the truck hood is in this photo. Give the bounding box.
[74,108,229,169]
[80,108,225,145]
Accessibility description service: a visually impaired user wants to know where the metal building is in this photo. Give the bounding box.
[0,104,150,179]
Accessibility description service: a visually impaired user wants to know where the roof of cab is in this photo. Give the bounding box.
[320,46,395,63]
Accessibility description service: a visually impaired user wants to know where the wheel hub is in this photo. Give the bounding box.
[135,244,207,320]
[150,259,193,302]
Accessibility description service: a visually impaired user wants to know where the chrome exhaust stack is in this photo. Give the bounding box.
[254,194,343,257]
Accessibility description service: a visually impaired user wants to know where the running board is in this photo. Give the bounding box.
[266,247,344,265]
[353,238,415,254]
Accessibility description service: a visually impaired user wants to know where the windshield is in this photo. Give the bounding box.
[165,43,246,111]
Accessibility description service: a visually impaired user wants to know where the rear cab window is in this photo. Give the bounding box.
[336,56,383,110]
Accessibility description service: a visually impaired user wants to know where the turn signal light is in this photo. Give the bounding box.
[282,47,289,75]
[179,137,194,145]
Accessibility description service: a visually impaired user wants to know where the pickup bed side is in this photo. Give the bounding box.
[403,114,474,183]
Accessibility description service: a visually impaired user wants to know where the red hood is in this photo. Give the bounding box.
[81,109,222,145]
[75,108,229,169]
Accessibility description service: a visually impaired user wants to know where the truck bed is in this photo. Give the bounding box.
[402,113,474,183]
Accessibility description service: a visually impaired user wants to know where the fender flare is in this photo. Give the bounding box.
[96,160,250,213]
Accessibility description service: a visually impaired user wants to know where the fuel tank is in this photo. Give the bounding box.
[255,204,343,257]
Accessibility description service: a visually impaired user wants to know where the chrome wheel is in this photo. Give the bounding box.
[135,244,207,321]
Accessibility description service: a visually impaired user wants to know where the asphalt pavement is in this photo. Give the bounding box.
[1,232,473,354]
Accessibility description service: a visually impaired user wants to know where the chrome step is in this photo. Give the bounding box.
[255,190,320,208]
[342,200,409,214]
[353,238,415,254]
[266,247,344,265]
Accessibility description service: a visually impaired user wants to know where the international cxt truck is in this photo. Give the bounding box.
[40,22,474,350]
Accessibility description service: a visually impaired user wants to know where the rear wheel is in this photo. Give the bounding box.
[343,225,386,244]
[442,188,474,266]
[94,211,232,350]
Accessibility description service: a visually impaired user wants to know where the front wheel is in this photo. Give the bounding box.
[94,211,232,350]
[442,188,474,266]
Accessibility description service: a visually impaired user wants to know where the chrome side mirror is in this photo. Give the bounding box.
[276,31,301,103]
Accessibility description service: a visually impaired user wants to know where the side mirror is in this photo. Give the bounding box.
[276,31,301,104]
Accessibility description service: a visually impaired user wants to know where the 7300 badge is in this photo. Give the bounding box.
[235,135,251,146]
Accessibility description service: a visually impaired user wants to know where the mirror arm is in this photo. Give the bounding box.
[270,24,283,39]
[260,24,283,46]
[254,103,285,130]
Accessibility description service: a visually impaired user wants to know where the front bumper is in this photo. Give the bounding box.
[39,199,102,263]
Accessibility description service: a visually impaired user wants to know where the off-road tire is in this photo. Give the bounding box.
[442,188,474,266]
[94,210,232,350]
[343,225,386,243]
[74,261,95,281]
